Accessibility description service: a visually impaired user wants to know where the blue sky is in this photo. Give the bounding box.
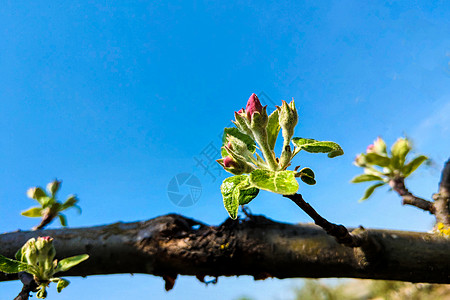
[1,1,450,299]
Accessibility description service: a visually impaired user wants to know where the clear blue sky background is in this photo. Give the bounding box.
[1,1,450,299]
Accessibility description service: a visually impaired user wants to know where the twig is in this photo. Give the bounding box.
[283,194,363,247]
[389,177,435,214]
[33,213,55,231]
[14,272,38,300]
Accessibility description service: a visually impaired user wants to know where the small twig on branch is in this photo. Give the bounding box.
[14,272,38,300]
[283,193,364,247]
[389,177,435,214]
[33,213,55,231]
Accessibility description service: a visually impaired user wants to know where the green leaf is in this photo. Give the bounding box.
[21,207,43,218]
[359,182,385,202]
[402,155,428,177]
[221,176,242,219]
[36,286,47,299]
[61,195,78,211]
[249,169,299,195]
[27,187,47,200]
[391,138,410,168]
[56,278,70,292]
[15,247,23,262]
[58,214,67,227]
[292,138,344,158]
[350,174,384,183]
[222,127,256,157]
[0,255,29,274]
[365,153,391,167]
[56,254,89,273]
[297,168,316,185]
[236,181,259,205]
[40,196,54,207]
[267,109,280,150]
[221,175,258,219]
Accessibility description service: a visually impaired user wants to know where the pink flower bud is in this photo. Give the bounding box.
[366,144,375,153]
[223,156,236,168]
[237,108,245,114]
[41,236,52,241]
[245,93,263,121]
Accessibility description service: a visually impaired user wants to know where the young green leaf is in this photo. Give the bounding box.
[359,182,385,202]
[15,247,23,262]
[36,286,47,299]
[292,138,344,158]
[249,169,299,195]
[0,255,29,273]
[56,278,70,292]
[56,254,89,273]
[21,207,43,218]
[221,175,258,219]
[60,195,78,211]
[27,187,47,200]
[266,109,280,150]
[364,153,391,167]
[402,155,428,178]
[58,214,67,227]
[221,176,244,219]
[297,168,316,185]
[350,174,384,183]
[235,181,259,205]
[222,127,256,156]
[391,138,410,168]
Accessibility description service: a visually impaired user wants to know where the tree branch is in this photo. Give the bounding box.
[1,214,449,285]
[434,159,450,226]
[389,177,435,214]
[283,194,366,248]
[14,272,38,300]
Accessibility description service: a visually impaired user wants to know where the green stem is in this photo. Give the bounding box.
[254,131,278,171]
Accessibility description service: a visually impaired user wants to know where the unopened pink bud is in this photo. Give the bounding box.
[245,93,263,121]
[366,144,375,153]
[223,156,236,168]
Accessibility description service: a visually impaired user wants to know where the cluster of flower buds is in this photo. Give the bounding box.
[21,236,57,280]
[220,93,301,173]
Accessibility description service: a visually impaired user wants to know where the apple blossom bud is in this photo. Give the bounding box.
[223,156,236,168]
[372,137,387,154]
[245,93,263,122]
[46,179,61,196]
[354,154,367,167]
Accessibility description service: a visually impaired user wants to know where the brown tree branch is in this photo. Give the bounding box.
[434,159,450,226]
[0,214,449,285]
[283,194,366,248]
[14,272,38,300]
[389,177,435,214]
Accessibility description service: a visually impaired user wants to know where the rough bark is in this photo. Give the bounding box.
[1,214,449,285]
[434,159,450,226]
